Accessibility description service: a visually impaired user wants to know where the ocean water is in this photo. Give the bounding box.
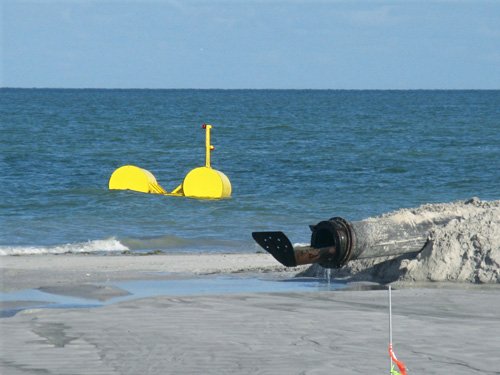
[1,89,499,256]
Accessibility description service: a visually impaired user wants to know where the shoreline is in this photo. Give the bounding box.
[2,251,499,318]
[0,252,307,292]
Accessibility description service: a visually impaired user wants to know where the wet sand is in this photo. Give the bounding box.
[0,253,305,292]
[1,254,500,374]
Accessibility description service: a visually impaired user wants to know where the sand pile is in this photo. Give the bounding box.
[303,198,500,284]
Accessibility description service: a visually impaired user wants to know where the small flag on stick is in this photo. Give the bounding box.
[388,286,407,375]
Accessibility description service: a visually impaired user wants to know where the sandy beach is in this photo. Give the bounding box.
[0,253,305,292]
[1,253,500,374]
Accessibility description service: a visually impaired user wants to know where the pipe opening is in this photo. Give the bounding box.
[312,228,336,248]
[310,218,355,268]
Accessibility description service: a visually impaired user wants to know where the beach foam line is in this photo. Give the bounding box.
[0,238,128,256]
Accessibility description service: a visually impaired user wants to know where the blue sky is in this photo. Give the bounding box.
[2,0,499,89]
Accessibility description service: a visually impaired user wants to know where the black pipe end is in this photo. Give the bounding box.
[310,217,355,268]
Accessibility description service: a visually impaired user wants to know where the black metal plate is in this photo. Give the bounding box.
[251,231,297,267]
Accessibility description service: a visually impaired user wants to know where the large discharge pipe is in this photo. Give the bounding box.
[252,215,444,269]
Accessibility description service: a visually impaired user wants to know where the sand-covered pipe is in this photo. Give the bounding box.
[252,215,441,269]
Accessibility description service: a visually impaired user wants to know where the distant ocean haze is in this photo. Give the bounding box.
[1,89,499,255]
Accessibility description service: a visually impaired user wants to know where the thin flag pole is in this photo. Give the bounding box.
[389,285,393,373]
[388,285,407,375]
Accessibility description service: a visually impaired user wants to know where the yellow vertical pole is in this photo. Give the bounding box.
[203,123,213,168]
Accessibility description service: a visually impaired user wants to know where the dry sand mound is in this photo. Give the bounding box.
[303,198,500,284]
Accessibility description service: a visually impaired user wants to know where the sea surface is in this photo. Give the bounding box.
[1,89,499,256]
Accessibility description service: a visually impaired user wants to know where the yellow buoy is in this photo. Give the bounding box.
[180,124,232,198]
[182,166,232,199]
[108,123,231,199]
[108,165,167,194]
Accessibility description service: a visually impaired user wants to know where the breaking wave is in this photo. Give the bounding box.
[0,238,129,256]
[0,235,254,256]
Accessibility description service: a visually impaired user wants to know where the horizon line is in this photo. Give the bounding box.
[2,87,499,91]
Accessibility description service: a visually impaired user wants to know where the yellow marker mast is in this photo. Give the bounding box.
[203,123,214,168]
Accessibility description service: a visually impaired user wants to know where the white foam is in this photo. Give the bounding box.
[0,238,129,256]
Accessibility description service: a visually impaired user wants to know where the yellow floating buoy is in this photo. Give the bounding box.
[181,123,232,198]
[108,123,231,199]
[183,166,232,199]
[108,165,167,194]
